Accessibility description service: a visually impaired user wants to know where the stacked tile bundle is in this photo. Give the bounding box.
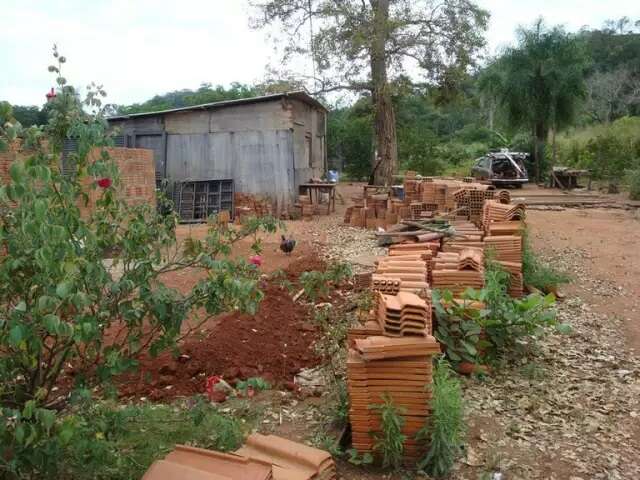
[143,434,337,480]
[497,189,511,204]
[375,242,435,294]
[375,291,432,336]
[482,199,525,228]
[388,242,439,257]
[347,335,441,462]
[404,172,421,203]
[484,235,524,297]
[497,260,524,297]
[445,220,484,249]
[485,220,524,237]
[237,433,337,480]
[347,320,383,347]
[431,248,485,295]
[483,235,522,263]
[375,256,430,297]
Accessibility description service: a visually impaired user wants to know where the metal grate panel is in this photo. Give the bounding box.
[174,179,234,223]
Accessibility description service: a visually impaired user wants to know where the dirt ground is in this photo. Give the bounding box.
[261,184,640,479]
[114,183,640,479]
[528,207,640,351]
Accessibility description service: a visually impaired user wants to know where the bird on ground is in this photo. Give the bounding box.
[279,235,296,255]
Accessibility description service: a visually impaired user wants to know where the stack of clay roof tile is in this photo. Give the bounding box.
[497,260,524,297]
[388,241,439,257]
[347,335,440,462]
[376,291,432,337]
[449,220,484,243]
[483,235,522,263]
[236,434,337,480]
[485,220,524,237]
[142,435,337,480]
[348,320,383,347]
[497,190,511,204]
[431,248,484,295]
[482,200,525,231]
[375,253,430,295]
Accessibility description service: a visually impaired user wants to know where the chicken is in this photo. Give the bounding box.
[279,235,296,255]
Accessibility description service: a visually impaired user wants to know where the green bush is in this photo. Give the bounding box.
[555,117,640,181]
[0,49,277,478]
[417,359,465,478]
[434,259,565,365]
[299,263,353,302]
[627,168,640,200]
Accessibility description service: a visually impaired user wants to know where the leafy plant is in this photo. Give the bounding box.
[370,394,406,469]
[299,262,353,302]
[326,262,353,284]
[433,289,485,365]
[0,49,278,478]
[434,259,566,366]
[300,271,331,301]
[236,377,270,396]
[417,358,465,478]
[347,448,374,466]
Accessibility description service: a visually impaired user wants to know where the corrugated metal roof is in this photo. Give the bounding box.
[107,90,327,121]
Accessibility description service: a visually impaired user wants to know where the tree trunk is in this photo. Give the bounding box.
[534,121,546,183]
[551,126,557,165]
[369,0,398,186]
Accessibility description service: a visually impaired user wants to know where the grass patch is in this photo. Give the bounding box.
[522,230,570,291]
[60,398,250,480]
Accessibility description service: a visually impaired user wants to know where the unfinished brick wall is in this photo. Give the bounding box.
[0,144,156,217]
[0,141,22,184]
[79,147,156,217]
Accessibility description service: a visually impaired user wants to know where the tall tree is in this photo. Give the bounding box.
[480,20,589,180]
[250,0,488,184]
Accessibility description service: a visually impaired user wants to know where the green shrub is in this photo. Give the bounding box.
[370,394,406,469]
[417,359,465,478]
[522,230,571,290]
[627,168,640,200]
[299,262,353,302]
[555,117,640,181]
[60,400,244,480]
[0,49,277,478]
[434,259,566,365]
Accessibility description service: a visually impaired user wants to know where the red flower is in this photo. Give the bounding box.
[249,255,262,267]
[97,177,112,188]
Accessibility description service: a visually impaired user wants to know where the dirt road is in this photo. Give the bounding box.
[528,207,640,351]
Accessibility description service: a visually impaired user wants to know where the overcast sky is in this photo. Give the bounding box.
[1,0,637,107]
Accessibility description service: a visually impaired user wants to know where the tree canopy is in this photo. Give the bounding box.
[479,19,589,180]
[251,0,489,184]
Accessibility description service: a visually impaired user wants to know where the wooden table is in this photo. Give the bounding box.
[299,183,337,214]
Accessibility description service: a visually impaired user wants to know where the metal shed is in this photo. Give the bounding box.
[107,91,328,215]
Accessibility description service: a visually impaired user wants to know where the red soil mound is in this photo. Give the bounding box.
[117,260,326,401]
